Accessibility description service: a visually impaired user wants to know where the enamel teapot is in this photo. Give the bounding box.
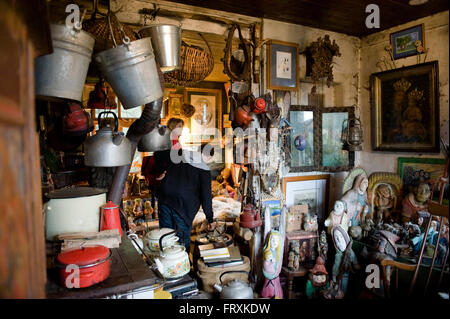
[143,227,179,257]
[213,270,254,299]
[84,111,131,167]
[153,230,190,279]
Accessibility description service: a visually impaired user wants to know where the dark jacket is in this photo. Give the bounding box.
[157,150,214,226]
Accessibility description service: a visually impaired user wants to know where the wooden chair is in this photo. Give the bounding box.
[380,259,416,298]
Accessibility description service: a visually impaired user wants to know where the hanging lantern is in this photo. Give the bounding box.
[342,116,363,151]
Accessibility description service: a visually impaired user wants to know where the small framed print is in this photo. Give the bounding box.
[390,24,424,60]
[266,40,299,91]
[168,93,184,118]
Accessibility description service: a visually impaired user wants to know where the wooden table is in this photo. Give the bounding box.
[46,235,162,299]
[281,266,308,299]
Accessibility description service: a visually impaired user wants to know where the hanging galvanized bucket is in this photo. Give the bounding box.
[94,15,163,109]
[35,23,95,101]
[138,24,181,73]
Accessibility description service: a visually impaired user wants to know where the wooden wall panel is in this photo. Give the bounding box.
[0,2,46,298]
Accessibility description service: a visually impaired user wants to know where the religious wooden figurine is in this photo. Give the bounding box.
[401,182,431,223]
[324,200,350,235]
[305,256,330,299]
[319,230,329,261]
[374,184,394,224]
[287,241,300,271]
[261,205,286,299]
[341,174,370,227]
[330,226,360,296]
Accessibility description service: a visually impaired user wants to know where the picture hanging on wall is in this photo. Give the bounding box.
[390,24,424,60]
[285,105,320,172]
[370,61,439,153]
[397,157,448,205]
[266,40,299,91]
[318,106,355,172]
[282,174,330,223]
[184,88,222,142]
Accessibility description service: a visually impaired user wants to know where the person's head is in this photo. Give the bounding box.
[167,117,184,140]
[334,200,345,215]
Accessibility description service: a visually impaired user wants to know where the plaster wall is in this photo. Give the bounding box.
[359,11,449,176]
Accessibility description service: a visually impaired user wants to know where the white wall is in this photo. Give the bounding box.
[358,11,449,175]
[261,19,361,203]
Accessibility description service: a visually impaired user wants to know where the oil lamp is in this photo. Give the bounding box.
[342,116,363,151]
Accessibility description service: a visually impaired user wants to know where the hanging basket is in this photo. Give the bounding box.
[83,11,137,53]
[164,33,214,86]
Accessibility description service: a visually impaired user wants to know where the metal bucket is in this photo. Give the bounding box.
[35,24,95,102]
[138,24,181,73]
[94,38,163,109]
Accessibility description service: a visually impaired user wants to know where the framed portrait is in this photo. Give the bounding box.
[286,105,320,172]
[390,24,424,60]
[168,93,184,118]
[283,231,318,269]
[262,199,283,229]
[319,106,355,171]
[282,174,330,223]
[397,157,448,204]
[184,88,222,142]
[266,40,299,91]
[371,61,439,153]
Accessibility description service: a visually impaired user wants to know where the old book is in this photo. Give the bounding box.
[227,245,242,261]
[199,247,230,257]
[206,258,244,268]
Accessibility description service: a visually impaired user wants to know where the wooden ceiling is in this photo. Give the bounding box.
[162,0,449,37]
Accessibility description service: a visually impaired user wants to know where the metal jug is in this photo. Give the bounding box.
[84,111,132,167]
[94,37,163,110]
[213,271,254,299]
[35,23,95,101]
[137,125,172,152]
[138,24,181,73]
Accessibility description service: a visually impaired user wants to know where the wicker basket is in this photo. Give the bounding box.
[196,256,251,293]
[83,11,137,53]
[164,33,214,87]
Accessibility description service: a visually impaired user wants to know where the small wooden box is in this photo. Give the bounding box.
[283,230,318,269]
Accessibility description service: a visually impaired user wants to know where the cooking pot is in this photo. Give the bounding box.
[213,270,254,299]
[56,245,111,288]
[143,227,178,257]
[154,230,190,279]
[84,111,132,167]
[137,125,171,152]
[44,187,107,240]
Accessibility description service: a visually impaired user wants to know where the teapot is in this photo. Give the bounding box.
[213,270,254,299]
[143,227,179,257]
[239,204,262,229]
[84,111,132,167]
[137,124,172,152]
[153,230,190,279]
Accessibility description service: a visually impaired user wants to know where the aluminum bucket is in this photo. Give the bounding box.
[138,24,181,73]
[35,24,95,102]
[94,38,163,109]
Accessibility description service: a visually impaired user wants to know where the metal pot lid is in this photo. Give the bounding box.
[147,227,175,240]
[227,279,247,288]
[162,245,185,255]
[57,245,110,267]
[46,187,107,199]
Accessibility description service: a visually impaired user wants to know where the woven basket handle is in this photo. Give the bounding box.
[198,33,213,56]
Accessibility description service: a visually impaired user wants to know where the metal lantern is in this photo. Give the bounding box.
[342,117,363,151]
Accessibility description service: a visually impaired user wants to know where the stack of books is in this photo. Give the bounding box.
[199,245,244,268]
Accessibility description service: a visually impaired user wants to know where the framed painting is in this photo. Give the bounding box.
[371,61,439,152]
[168,93,184,118]
[285,105,320,172]
[318,106,355,172]
[397,157,448,204]
[262,198,283,229]
[282,174,330,223]
[266,40,299,91]
[184,88,222,143]
[390,24,424,60]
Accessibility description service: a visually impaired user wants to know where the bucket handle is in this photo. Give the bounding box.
[98,111,119,132]
[71,8,87,34]
[107,11,131,50]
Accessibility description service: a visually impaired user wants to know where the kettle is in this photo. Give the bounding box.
[84,111,132,167]
[153,230,190,279]
[138,124,172,152]
[100,201,123,236]
[213,271,254,299]
[239,204,262,229]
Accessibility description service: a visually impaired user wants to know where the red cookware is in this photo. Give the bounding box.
[63,102,94,136]
[239,204,262,229]
[100,201,123,236]
[56,245,111,288]
[251,97,266,114]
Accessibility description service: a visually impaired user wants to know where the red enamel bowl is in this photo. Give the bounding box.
[56,245,112,288]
